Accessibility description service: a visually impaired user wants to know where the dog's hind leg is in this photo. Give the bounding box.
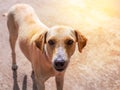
[7,13,18,70]
[9,35,18,70]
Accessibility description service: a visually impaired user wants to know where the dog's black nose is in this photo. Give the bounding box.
[54,59,66,71]
[55,60,65,67]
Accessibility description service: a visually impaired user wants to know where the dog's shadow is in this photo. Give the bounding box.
[12,70,37,90]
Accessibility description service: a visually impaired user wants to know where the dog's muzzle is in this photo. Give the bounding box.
[53,47,68,72]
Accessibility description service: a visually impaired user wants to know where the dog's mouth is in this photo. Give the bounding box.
[55,68,65,72]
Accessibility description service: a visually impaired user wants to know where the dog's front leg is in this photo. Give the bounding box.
[37,82,45,90]
[35,76,45,90]
[55,72,65,90]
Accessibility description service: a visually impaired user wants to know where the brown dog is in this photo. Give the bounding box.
[6,4,87,90]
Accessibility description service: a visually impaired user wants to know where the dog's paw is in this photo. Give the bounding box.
[12,64,18,70]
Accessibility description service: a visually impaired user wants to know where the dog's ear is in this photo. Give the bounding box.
[35,32,47,52]
[75,30,87,53]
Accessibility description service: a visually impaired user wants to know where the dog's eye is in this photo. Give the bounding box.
[66,40,74,45]
[48,40,55,45]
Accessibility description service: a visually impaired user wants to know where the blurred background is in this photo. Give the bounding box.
[0,0,120,90]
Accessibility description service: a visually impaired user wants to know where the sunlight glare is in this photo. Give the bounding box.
[65,0,119,26]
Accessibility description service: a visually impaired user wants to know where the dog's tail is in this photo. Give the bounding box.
[2,13,8,17]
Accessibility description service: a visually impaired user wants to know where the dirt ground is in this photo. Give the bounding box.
[0,0,120,90]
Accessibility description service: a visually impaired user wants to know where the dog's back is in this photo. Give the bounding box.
[7,4,48,37]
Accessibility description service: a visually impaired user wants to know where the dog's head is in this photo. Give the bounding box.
[35,26,87,72]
